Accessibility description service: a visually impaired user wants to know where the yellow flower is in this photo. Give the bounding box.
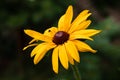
[23,5,101,73]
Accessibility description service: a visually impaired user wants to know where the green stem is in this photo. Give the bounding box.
[71,63,81,80]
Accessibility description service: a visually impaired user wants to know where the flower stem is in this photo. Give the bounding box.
[71,63,81,80]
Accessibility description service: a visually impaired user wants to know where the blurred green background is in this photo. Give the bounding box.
[0,0,120,80]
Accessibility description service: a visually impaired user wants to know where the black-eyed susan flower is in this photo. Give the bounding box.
[23,5,101,74]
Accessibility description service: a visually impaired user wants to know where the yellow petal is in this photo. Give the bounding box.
[68,20,91,33]
[72,10,90,26]
[31,42,56,57]
[70,33,93,41]
[72,29,101,37]
[58,5,73,32]
[58,44,68,69]
[73,40,97,53]
[34,51,46,64]
[67,52,74,65]
[44,27,58,37]
[29,39,37,44]
[31,43,45,57]
[24,29,52,42]
[65,41,80,62]
[64,5,73,32]
[52,46,59,74]
[79,20,91,30]
[23,44,38,50]
[69,10,91,33]
[58,15,65,31]
[33,43,56,64]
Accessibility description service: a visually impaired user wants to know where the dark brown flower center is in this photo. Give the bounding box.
[52,31,69,45]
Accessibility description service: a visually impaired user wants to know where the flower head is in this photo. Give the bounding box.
[23,5,101,73]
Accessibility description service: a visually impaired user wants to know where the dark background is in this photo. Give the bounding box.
[0,0,120,80]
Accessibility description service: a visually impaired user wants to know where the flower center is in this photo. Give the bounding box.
[52,31,69,45]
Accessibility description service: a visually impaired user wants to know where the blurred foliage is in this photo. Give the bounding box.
[0,0,120,80]
[0,0,75,30]
[85,18,120,80]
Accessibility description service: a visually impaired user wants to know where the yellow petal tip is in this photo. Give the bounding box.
[31,53,34,57]
[92,50,97,53]
[24,29,33,35]
[23,47,26,51]
[54,70,58,74]
[24,29,28,32]
[34,60,38,65]
[65,66,69,70]
[76,58,80,63]
[70,62,74,65]
[83,9,89,13]
[98,30,102,33]
[68,5,72,7]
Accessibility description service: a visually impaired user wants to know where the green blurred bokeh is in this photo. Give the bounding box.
[0,0,120,80]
